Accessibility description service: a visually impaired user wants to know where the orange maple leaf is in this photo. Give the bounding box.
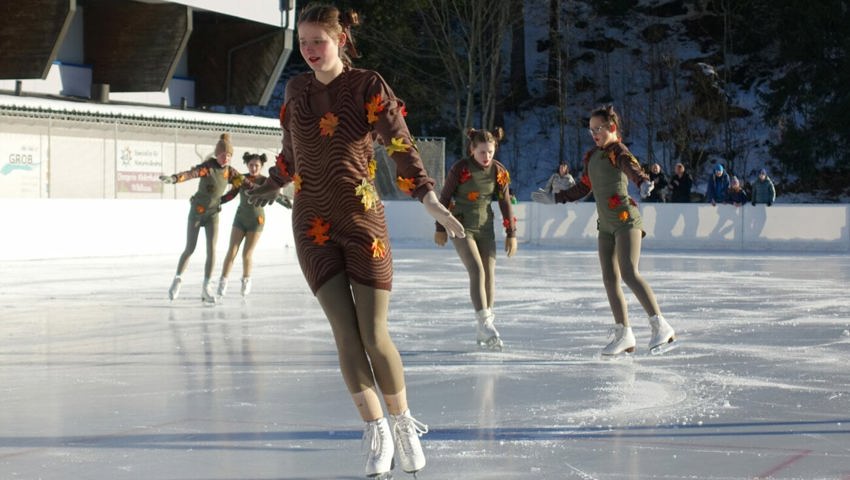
[371,237,388,259]
[319,112,339,137]
[467,191,480,201]
[196,205,206,214]
[396,176,415,194]
[258,215,265,225]
[365,94,385,124]
[199,167,209,177]
[619,210,630,222]
[307,217,331,245]
[293,173,302,193]
[497,169,510,187]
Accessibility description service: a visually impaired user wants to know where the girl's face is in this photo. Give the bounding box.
[246,158,262,176]
[298,22,345,80]
[216,151,232,167]
[470,140,496,168]
[588,116,617,147]
[559,164,569,176]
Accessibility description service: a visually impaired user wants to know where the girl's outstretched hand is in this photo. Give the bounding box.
[247,181,282,207]
[434,231,448,247]
[505,237,517,257]
[422,191,465,238]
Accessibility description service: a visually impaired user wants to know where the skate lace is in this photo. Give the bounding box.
[392,414,428,455]
[362,420,390,459]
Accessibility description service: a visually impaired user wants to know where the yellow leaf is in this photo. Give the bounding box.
[371,237,388,258]
[367,158,377,180]
[386,137,410,156]
[354,178,379,211]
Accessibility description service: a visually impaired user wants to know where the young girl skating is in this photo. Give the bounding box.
[160,133,246,303]
[533,105,676,356]
[435,128,517,349]
[246,3,464,477]
[217,152,290,298]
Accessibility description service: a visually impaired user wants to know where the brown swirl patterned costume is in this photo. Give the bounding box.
[269,68,434,294]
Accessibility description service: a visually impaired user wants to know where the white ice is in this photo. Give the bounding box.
[2,246,849,479]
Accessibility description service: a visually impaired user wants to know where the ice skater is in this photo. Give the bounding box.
[245,3,464,477]
[217,152,291,298]
[532,105,676,356]
[160,133,246,303]
[434,127,517,350]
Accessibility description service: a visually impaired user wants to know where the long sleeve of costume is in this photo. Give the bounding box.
[494,162,517,238]
[220,184,240,204]
[172,159,218,183]
[365,72,435,201]
[268,80,300,188]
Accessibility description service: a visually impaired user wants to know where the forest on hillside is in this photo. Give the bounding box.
[253,0,850,201]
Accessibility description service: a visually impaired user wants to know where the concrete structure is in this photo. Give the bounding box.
[1,200,847,262]
[0,0,295,108]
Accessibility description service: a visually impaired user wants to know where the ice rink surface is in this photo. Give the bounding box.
[2,245,849,479]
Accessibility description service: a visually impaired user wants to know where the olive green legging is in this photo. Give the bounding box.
[598,228,660,326]
[315,272,405,395]
[451,233,496,312]
[175,214,219,279]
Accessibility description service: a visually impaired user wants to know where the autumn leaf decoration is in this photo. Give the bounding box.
[396,176,415,195]
[608,195,622,210]
[319,112,339,137]
[307,217,331,246]
[367,158,377,180]
[196,205,206,215]
[619,211,630,222]
[231,174,243,188]
[385,137,411,156]
[279,104,286,127]
[458,167,471,184]
[275,153,289,178]
[355,178,379,211]
[199,167,209,177]
[502,217,516,229]
[371,237,388,259]
[365,94,385,124]
[497,169,511,187]
[467,191,480,201]
[400,104,408,117]
[293,173,302,193]
[258,215,265,225]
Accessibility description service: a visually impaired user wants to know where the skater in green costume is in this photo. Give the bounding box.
[217,152,290,298]
[435,127,517,349]
[533,105,676,356]
[159,133,246,303]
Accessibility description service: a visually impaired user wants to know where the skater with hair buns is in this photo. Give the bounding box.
[245,3,464,477]
[532,105,676,357]
[160,133,246,303]
[435,127,517,350]
[217,152,291,298]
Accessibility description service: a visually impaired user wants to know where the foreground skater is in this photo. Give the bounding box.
[533,105,676,356]
[435,127,517,350]
[246,3,464,477]
[160,133,245,303]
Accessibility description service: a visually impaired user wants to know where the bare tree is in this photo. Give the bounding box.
[417,0,512,146]
[508,0,529,110]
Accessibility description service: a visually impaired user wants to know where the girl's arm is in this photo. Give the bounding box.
[495,162,517,238]
[435,162,462,233]
[366,71,435,201]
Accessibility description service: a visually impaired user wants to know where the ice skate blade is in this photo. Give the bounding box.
[477,337,503,351]
[649,338,678,355]
[600,351,634,361]
[368,472,393,479]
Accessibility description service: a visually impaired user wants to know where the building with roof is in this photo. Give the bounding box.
[0,0,294,199]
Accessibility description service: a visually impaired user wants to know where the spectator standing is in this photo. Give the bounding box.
[751,169,776,206]
[705,164,730,206]
[646,163,668,203]
[669,163,692,203]
[725,176,748,206]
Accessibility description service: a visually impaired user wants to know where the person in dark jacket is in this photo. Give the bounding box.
[751,169,776,206]
[669,163,692,203]
[705,164,730,206]
[725,176,748,206]
[646,163,668,202]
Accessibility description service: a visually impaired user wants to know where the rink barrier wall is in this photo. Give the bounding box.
[0,200,848,260]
